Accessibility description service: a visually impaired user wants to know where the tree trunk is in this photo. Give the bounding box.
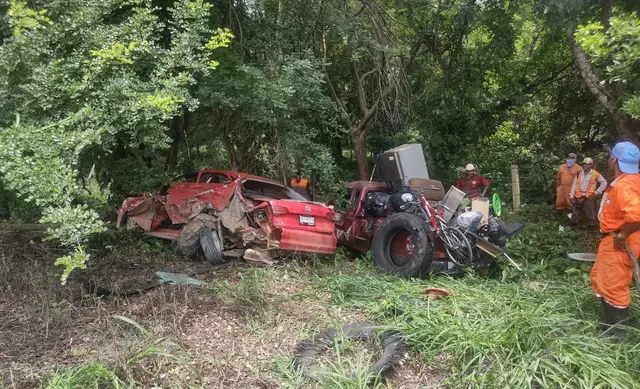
[182,110,194,171]
[567,26,640,143]
[600,0,613,31]
[166,138,180,172]
[352,129,368,180]
[223,136,238,171]
[331,139,343,166]
[165,113,186,172]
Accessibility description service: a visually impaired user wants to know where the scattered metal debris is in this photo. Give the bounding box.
[422,287,453,300]
[567,253,597,262]
[243,248,278,266]
[155,271,206,286]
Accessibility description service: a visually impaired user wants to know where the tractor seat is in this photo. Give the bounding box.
[408,178,445,202]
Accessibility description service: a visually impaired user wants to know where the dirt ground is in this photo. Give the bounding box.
[0,232,442,389]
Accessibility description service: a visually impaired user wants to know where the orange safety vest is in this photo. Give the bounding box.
[598,174,640,233]
[290,178,309,189]
[574,170,600,199]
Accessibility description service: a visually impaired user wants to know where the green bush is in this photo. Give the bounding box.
[0,181,41,222]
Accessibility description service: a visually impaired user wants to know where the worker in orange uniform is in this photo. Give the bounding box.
[290,173,311,200]
[590,141,640,337]
[570,157,607,228]
[556,152,582,211]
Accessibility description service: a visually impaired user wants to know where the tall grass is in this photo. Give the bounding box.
[42,315,199,389]
[275,328,388,389]
[43,362,130,389]
[210,268,270,318]
[319,264,640,388]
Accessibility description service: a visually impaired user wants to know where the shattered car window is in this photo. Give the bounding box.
[172,172,199,183]
[242,179,306,201]
[199,172,232,184]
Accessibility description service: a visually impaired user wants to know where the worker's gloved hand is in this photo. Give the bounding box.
[481,188,488,197]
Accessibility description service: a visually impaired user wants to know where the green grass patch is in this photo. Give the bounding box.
[317,261,640,388]
[43,361,130,389]
[210,267,271,318]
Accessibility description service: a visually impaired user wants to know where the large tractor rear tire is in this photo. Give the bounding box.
[371,213,433,278]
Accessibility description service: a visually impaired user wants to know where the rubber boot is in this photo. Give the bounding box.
[599,299,630,340]
[597,298,607,332]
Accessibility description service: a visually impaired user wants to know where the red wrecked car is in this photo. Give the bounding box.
[116,170,337,264]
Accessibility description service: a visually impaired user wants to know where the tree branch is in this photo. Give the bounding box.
[360,68,379,84]
[567,26,617,106]
[325,71,353,132]
[323,31,352,131]
[353,106,377,135]
[350,59,370,117]
[522,62,572,94]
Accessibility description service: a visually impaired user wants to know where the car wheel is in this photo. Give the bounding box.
[371,213,433,278]
[199,228,225,265]
[177,214,217,256]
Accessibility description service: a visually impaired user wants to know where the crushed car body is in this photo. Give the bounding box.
[117,170,337,264]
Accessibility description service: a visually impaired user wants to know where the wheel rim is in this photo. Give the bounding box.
[388,229,416,266]
[442,227,473,266]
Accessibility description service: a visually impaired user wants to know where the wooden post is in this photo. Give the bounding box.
[511,165,521,211]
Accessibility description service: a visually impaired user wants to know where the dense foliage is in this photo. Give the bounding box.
[1,0,639,279]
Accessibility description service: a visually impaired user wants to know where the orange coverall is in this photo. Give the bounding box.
[590,174,640,308]
[556,163,582,210]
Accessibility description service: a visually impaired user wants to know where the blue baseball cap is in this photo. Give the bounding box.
[612,141,640,174]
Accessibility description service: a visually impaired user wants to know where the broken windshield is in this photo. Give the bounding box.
[241,179,306,201]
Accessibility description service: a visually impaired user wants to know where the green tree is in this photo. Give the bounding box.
[0,0,232,282]
[541,0,640,142]
[576,10,640,123]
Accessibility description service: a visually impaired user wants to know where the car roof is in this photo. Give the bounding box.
[347,181,389,190]
[197,170,283,186]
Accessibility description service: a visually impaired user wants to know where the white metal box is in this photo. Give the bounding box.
[377,144,429,186]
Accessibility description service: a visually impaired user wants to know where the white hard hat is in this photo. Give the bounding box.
[465,164,475,171]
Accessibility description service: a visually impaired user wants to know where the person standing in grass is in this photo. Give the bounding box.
[556,153,582,212]
[569,157,607,228]
[590,141,640,337]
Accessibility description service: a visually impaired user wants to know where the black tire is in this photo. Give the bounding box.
[442,226,473,267]
[293,323,405,380]
[118,212,129,229]
[177,214,217,256]
[371,213,433,278]
[199,228,225,265]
